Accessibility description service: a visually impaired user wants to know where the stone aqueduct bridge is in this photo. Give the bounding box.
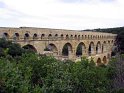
[0,27,117,65]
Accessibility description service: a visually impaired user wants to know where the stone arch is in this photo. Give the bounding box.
[103,56,107,64]
[70,35,73,39]
[66,34,69,39]
[48,34,52,39]
[88,35,90,39]
[82,35,84,39]
[33,33,38,40]
[61,34,64,39]
[24,33,30,40]
[96,41,101,54]
[55,34,58,38]
[91,35,93,39]
[102,41,107,53]
[46,43,58,56]
[78,35,80,39]
[102,35,103,39]
[62,43,73,56]
[98,35,100,39]
[3,32,9,39]
[96,58,102,66]
[107,41,111,51]
[108,41,110,44]
[75,35,77,39]
[76,42,86,57]
[22,44,37,52]
[88,42,95,56]
[13,33,19,40]
[41,34,45,39]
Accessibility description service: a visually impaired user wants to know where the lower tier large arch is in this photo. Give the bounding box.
[88,42,95,56]
[22,44,37,52]
[62,43,73,56]
[76,42,86,57]
[45,43,58,56]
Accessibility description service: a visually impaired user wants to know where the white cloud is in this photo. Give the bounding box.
[0,0,124,30]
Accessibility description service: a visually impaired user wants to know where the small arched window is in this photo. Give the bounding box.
[13,33,19,40]
[70,35,73,39]
[61,34,64,39]
[66,34,69,39]
[78,35,80,39]
[82,35,84,39]
[24,33,30,40]
[98,35,99,39]
[91,35,92,39]
[55,34,58,39]
[3,33,9,40]
[33,33,38,40]
[41,34,45,39]
[48,34,52,39]
[88,35,89,39]
[75,35,77,39]
[93,35,95,39]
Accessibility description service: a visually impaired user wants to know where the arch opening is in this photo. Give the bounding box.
[41,34,45,39]
[78,35,80,40]
[103,56,107,64]
[33,33,38,40]
[70,35,73,39]
[76,42,86,57]
[62,43,72,56]
[13,33,19,41]
[96,41,101,54]
[82,35,84,39]
[61,34,64,39]
[75,35,77,39]
[24,33,30,40]
[88,42,94,56]
[3,33,9,39]
[66,35,69,39]
[97,58,102,66]
[44,43,58,56]
[48,34,52,39]
[102,41,107,53]
[55,34,58,39]
[23,44,37,52]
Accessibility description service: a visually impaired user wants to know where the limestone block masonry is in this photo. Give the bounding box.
[0,27,117,65]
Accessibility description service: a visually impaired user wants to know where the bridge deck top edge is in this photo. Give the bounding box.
[0,27,117,35]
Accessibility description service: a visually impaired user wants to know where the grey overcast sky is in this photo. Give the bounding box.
[0,0,124,30]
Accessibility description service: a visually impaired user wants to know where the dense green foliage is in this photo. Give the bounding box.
[0,38,124,93]
[0,54,110,93]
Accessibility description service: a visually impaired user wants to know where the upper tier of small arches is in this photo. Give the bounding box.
[1,32,116,40]
[0,27,117,40]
